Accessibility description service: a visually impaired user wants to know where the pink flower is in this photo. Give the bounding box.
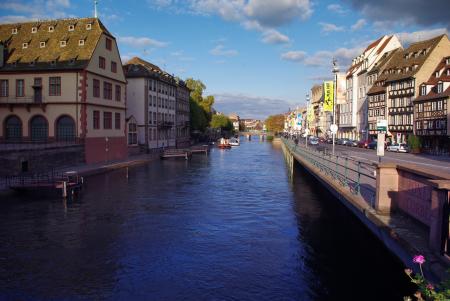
[413,255,425,265]
[404,268,413,275]
[426,284,434,290]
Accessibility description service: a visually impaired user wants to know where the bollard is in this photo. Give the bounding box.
[62,181,67,198]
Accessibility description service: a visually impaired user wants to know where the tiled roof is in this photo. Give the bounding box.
[123,56,176,84]
[415,56,450,101]
[376,36,393,55]
[384,34,447,82]
[367,85,386,95]
[364,36,383,53]
[415,85,450,102]
[0,17,110,71]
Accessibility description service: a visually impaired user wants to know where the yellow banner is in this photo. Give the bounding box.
[307,105,314,123]
[323,81,334,112]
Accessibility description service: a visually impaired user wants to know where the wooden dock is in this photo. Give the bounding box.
[161,149,192,160]
[190,145,209,155]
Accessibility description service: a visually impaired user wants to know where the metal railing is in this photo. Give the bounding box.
[283,138,377,207]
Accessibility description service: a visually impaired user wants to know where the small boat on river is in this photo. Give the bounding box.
[218,137,232,149]
[229,138,240,146]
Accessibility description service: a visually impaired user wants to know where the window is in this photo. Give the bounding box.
[5,116,22,141]
[56,116,75,141]
[437,82,443,93]
[32,27,37,33]
[446,58,450,65]
[115,85,121,101]
[68,24,75,31]
[435,71,440,77]
[128,122,137,145]
[111,61,117,73]
[60,40,67,47]
[22,42,28,49]
[103,112,112,129]
[93,79,100,97]
[115,113,121,129]
[0,80,8,97]
[86,23,92,30]
[16,79,24,97]
[40,41,46,48]
[30,115,48,142]
[103,82,112,100]
[93,111,100,129]
[48,26,54,32]
[420,85,426,96]
[106,38,112,50]
[49,77,61,96]
[12,28,17,34]
[99,56,105,69]
[78,39,85,46]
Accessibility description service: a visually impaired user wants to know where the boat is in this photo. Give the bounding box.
[229,138,240,146]
[217,138,232,149]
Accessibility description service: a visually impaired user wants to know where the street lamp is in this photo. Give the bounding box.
[331,58,339,156]
[305,93,310,147]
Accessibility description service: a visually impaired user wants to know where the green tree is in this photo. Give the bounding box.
[186,78,215,133]
[265,114,285,133]
[210,114,233,131]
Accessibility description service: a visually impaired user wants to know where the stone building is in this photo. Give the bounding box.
[385,34,450,144]
[0,18,127,172]
[414,56,450,154]
[175,78,190,148]
[124,57,188,152]
[339,35,401,140]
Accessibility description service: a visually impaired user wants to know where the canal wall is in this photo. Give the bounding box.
[281,138,450,282]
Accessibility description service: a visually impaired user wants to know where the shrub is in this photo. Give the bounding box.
[408,135,421,150]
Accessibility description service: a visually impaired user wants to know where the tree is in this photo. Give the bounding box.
[210,114,233,131]
[265,114,285,133]
[186,78,215,133]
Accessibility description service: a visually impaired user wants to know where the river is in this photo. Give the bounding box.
[0,137,414,300]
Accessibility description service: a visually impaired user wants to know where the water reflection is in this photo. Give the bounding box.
[0,137,413,300]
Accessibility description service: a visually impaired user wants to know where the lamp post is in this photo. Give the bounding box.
[331,58,339,156]
[305,93,310,147]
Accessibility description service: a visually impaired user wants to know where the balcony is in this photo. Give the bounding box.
[157,121,174,129]
[0,96,47,111]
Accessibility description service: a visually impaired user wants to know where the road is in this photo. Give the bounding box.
[311,143,450,173]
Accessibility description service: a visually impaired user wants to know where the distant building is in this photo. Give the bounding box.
[228,113,240,132]
[0,18,127,169]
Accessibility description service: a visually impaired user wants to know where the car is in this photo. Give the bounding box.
[318,137,326,143]
[357,139,371,148]
[345,139,358,147]
[309,136,319,145]
[387,143,409,153]
[368,141,377,150]
[326,138,333,144]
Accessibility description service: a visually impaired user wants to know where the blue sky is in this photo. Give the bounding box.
[0,0,448,119]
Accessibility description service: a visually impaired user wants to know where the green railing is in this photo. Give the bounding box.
[282,138,377,207]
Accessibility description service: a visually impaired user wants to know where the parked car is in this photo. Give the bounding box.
[387,143,409,153]
[309,136,319,145]
[326,138,333,144]
[345,139,358,147]
[357,139,371,148]
[318,137,326,143]
[368,141,377,150]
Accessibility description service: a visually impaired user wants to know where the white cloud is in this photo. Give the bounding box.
[261,29,290,44]
[0,15,31,24]
[395,28,448,45]
[244,0,312,27]
[210,44,238,57]
[351,19,366,31]
[118,36,169,48]
[327,4,346,15]
[319,22,345,34]
[0,0,72,21]
[281,51,306,62]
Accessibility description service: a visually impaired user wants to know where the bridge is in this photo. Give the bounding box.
[281,137,450,282]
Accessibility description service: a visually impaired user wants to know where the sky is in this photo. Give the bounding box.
[0,0,449,120]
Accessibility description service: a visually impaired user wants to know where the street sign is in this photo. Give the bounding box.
[377,119,387,133]
[377,133,385,157]
[330,124,338,134]
[396,133,402,143]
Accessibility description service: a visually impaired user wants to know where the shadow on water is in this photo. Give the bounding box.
[0,137,415,300]
[290,161,416,300]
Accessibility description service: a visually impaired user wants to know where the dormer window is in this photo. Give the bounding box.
[12,28,18,34]
[86,23,92,30]
[447,69,450,76]
[78,39,85,46]
[31,27,37,33]
[22,42,28,49]
[50,60,56,66]
[30,60,35,66]
[48,26,54,32]
[68,24,75,31]
[437,81,443,93]
[446,58,450,65]
[420,85,426,96]
[60,40,67,47]
[69,58,76,65]
[435,71,440,77]
[40,41,46,48]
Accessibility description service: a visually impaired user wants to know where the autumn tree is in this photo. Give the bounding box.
[210,114,233,131]
[265,114,285,133]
